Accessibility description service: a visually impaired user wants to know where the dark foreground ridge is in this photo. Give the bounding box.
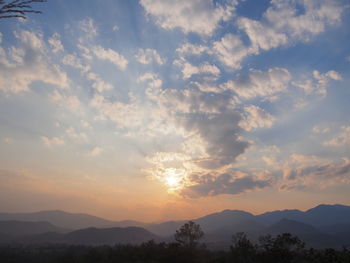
[1,233,350,263]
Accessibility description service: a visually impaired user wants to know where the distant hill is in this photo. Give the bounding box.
[16,226,158,245]
[0,220,66,236]
[256,204,350,227]
[0,210,145,230]
[2,204,350,248]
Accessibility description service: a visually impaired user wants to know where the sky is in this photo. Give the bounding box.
[0,0,349,222]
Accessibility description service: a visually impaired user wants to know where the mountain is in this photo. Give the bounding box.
[0,210,145,230]
[255,204,350,227]
[0,220,67,236]
[63,227,157,245]
[147,210,255,237]
[18,226,158,245]
[264,219,342,248]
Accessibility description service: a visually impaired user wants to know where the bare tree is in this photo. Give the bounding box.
[0,0,46,19]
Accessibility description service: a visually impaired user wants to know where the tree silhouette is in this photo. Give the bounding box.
[0,0,46,19]
[174,221,204,248]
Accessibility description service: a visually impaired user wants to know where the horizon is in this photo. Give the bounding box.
[1,0,350,222]
[1,203,348,223]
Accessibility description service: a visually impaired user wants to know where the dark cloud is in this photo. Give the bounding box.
[179,112,250,169]
[181,171,271,198]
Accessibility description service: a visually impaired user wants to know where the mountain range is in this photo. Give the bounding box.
[0,204,349,249]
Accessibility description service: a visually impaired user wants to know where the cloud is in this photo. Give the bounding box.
[213,33,255,69]
[87,72,113,92]
[223,67,291,100]
[238,0,342,51]
[92,45,128,70]
[181,171,271,198]
[140,0,236,36]
[50,90,81,112]
[62,53,90,72]
[293,70,342,97]
[323,126,350,147]
[41,136,65,147]
[239,105,276,131]
[137,72,163,100]
[178,112,250,169]
[0,30,69,93]
[79,17,98,37]
[280,158,350,191]
[135,48,164,65]
[65,127,88,143]
[176,42,209,56]
[174,59,220,79]
[48,33,64,53]
[88,146,104,157]
[90,94,145,129]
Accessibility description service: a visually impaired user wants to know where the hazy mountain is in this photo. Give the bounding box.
[2,204,350,248]
[0,220,67,236]
[264,219,342,248]
[256,204,350,227]
[0,210,145,230]
[17,226,158,246]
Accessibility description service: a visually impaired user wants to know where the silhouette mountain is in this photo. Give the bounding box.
[256,204,350,226]
[0,220,67,236]
[1,204,350,248]
[0,210,146,230]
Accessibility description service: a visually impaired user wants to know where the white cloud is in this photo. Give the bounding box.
[80,120,92,129]
[213,33,255,69]
[293,70,342,97]
[87,72,113,92]
[50,90,81,112]
[41,136,65,147]
[88,146,104,157]
[137,72,163,100]
[79,17,98,37]
[62,53,90,72]
[48,33,64,53]
[135,48,164,65]
[65,127,88,143]
[239,105,276,131]
[92,45,128,70]
[223,67,291,100]
[0,30,69,93]
[176,42,209,56]
[323,126,350,147]
[140,0,236,36]
[174,59,220,79]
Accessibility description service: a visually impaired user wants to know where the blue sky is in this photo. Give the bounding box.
[0,0,349,221]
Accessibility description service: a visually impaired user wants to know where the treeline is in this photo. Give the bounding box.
[1,233,350,263]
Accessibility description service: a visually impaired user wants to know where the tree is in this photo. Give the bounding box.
[231,232,257,263]
[0,0,46,20]
[174,221,204,248]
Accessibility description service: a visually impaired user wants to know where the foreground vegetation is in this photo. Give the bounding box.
[1,232,350,263]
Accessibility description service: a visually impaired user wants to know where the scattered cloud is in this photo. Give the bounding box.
[92,45,128,70]
[48,33,64,53]
[88,146,104,156]
[41,136,65,147]
[140,0,237,36]
[174,59,220,79]
[181,171,271,198]
[239,105,276,131]
[79,17,98,37]
[0,30,69,93]
[135,48,164,65]
[323,126,350,147]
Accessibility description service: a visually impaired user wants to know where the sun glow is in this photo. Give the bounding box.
[163,168,185,190]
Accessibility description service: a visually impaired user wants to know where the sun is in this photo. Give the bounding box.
[163,168,185,190]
